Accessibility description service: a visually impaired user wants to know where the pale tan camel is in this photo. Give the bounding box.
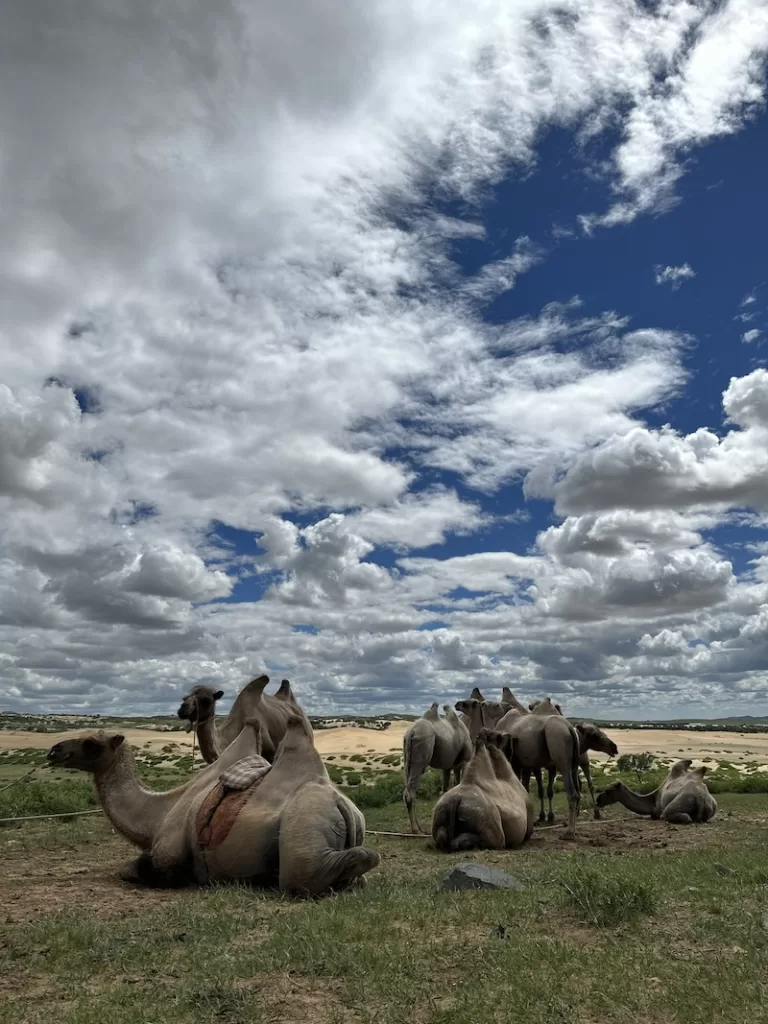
[49,716,380,895]
[177,674,312,763]
[596,758,717,824]
[403,703,471,834]
[495,699,617,822]
[492,704,582,837]
[47,722,264,856]
[460,688,513,726]
[454,698,490,740]
[431,733,534,851]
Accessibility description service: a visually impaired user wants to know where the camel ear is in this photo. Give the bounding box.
[213,690,224,701]
[110,734,125,750]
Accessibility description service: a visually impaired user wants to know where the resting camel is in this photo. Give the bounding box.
[47,721,265,857]
[49,715,380,895]
[402,703,471,834]
[431,733,534,851]
[596,758,717,824]
[177,674,312,763]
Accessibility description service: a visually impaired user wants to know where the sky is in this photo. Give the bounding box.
[2,0,768,721]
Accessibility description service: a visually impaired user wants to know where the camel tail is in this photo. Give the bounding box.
[566,723,581,800]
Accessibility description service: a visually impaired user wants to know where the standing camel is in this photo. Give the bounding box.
[177,674,312,763]
[497,709,582,838]
[458,689,513,729]
[402,703,471,834]
[597,759,716,824]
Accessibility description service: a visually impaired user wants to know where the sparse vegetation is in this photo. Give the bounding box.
[2,794,768,1024]
[560,865,657,927]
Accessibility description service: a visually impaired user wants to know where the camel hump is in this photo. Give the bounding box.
[423,702,440,721]
[469,687,485,701]
[275,679,295,701]
[245,674,271,696]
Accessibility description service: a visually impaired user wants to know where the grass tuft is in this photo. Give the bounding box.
[561,865,657,927]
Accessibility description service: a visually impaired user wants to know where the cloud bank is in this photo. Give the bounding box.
[2,0,768,717]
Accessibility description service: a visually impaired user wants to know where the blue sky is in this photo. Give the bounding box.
[2,0,768,719]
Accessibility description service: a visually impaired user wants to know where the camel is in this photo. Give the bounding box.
[460,688,513,726]
[495,700,617,822]
[431,733,534,851]
[49,715,380,895]
[454,698,491,740]
[46,721,265,855]
[596,758,717,824]
[402,703,472,834]
[492,707,582,837]
[177,674,312,763]
[532,722,618,823]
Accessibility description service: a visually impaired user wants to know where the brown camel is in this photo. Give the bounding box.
[402,703,471,834]
[431,733,534,851]
[596,758,717,824]
[49,715,379,895]
[177,674,312,763]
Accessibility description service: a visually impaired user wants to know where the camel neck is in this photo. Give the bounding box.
[195,713,222,763]
[94,746,185,850]
[610,783,658,816]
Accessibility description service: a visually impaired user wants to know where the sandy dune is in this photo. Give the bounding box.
[3,722,768,764]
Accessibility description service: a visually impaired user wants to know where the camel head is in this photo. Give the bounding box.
[455,698,483,716]
[177,684,224,727]
[669,758,694,777]
[595,782,622,807]
[47,731,125,773]
[480,729,516,767]
[574,723,618,758]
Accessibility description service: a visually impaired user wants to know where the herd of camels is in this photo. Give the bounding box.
[45,674,717,897]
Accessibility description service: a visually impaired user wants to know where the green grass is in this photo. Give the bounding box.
[2,794,768,1023]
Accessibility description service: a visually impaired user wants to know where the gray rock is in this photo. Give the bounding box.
[440,862,525,892]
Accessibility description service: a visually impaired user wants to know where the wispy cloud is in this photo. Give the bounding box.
[741,291,757,306]
[742,329,762,343]
[654,264,696,289]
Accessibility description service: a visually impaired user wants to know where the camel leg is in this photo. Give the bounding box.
[660,793,695,825]
[453,764,463,786]
[451,805,506,852]
[580,760,601,820]
[533,769,547,823]
[403,770,424,834]
[442,769,452,793]
[546,769,556,823]
[119,853,192,888]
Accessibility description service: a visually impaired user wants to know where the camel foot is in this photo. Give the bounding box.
[559,831,576,842]
[118,858,143,884]
[547,813,555,824]
[537,813,546,824]
[593,809,602,821]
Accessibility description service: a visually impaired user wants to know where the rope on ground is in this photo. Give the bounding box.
[0,766,37,794]
[0,808,103,825]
